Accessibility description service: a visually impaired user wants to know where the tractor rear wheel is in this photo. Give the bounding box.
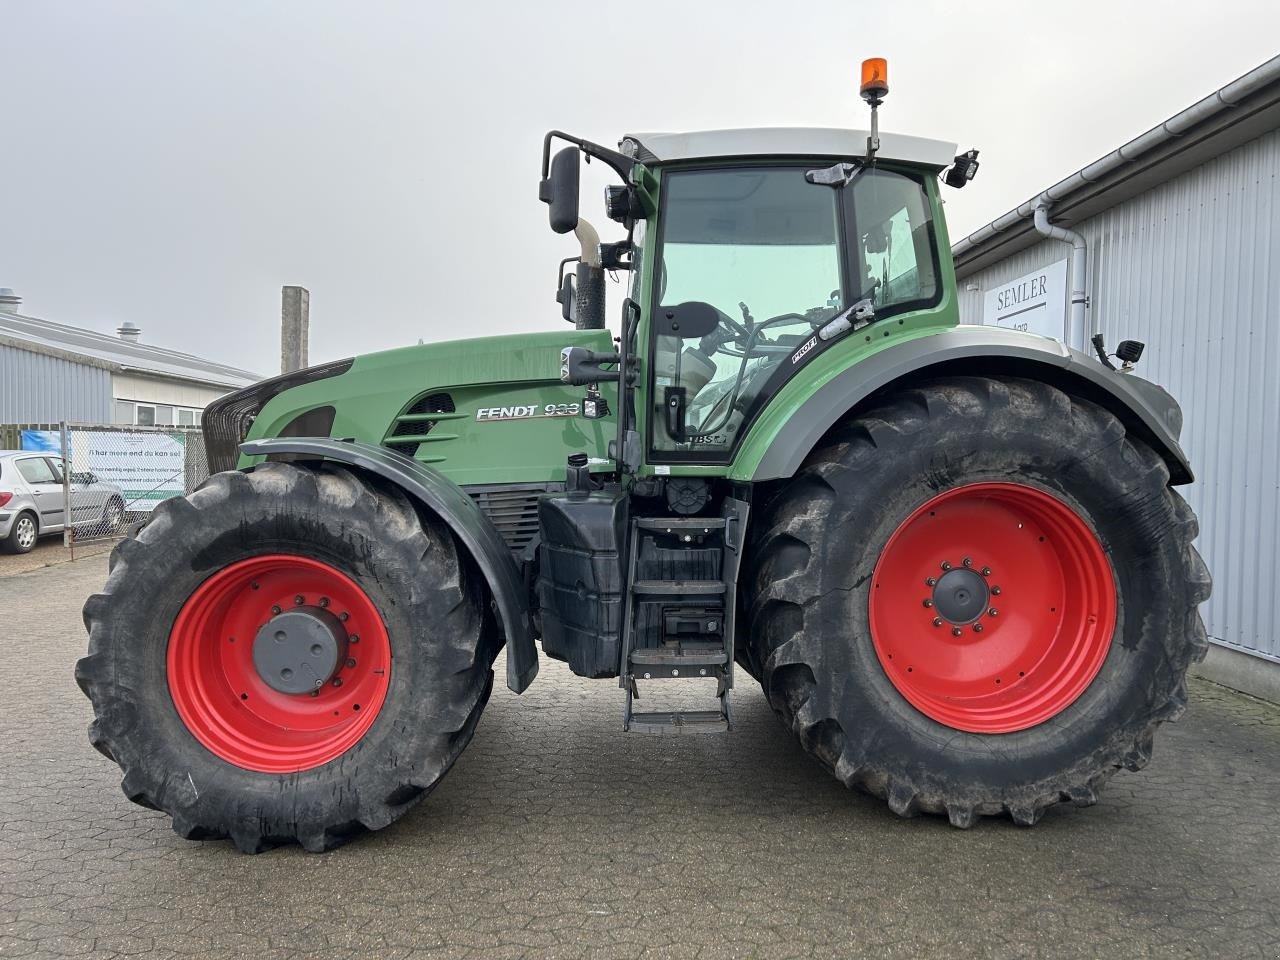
[744,376,1211,827]
[77,462,500,852]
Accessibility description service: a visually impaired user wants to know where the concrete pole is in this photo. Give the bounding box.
[280,286,310,374]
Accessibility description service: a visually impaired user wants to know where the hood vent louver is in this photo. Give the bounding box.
[383,392,461,461]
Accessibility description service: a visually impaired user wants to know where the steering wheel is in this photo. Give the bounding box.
[757,311,816,331]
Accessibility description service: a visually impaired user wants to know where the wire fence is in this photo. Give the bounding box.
[1,421,210,553]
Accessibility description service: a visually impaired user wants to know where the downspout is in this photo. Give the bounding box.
[1033,202,1088,353]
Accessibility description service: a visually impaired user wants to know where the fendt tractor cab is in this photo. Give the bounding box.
[78,60,1209,852]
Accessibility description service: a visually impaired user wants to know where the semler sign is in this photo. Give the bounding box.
[982,259,1068,341]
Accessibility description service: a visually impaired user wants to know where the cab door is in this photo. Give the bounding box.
[15,456,65,531]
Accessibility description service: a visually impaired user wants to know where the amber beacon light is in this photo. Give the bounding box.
[860,57,889,103]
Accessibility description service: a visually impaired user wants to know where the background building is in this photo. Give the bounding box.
[952,57,1280,700]
[0,288,261,426]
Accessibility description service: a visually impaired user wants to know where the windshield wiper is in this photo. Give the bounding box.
[805,161,865,188]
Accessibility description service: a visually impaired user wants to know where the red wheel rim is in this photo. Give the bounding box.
[167,555,391,772]
[868,482,1116,733]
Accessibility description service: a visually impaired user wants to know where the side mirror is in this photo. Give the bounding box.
[655,301,722,340]
[557,272,576,323]
[540,146,580,234]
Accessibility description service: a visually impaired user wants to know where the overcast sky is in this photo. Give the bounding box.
[2,1,1278,375]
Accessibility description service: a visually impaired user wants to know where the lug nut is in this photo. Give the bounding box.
[294,594,305,606]
[981,567,991,577]
[925,577,937,587]
[339,612,350,621]
[922,599,934,608]
[988,607,998,617]
[346,658,357,668]
[271,605,282,615]
[319,597,330,607]
[332,677,343,687]
[932,617,944,627]
[951,627,963,637]
[941,561,952,571]
[349,634,360,644]
[973,623,984,633]
[991,586,1002,596]
[962,557,972,568]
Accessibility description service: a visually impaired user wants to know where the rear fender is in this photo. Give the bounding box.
[239,437,537,693]
[749,326,1193,486]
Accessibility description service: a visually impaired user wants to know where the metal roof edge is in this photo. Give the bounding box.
[951,55,1280,276]
[0,311,263,385]
[115,364,259,391]
[0,333,120,374]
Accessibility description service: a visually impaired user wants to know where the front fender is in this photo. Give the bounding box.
[239,437,537,693]
[745,326,1193,485]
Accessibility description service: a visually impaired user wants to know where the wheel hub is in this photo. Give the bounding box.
[252,607,348,695]
[932,568,989,624]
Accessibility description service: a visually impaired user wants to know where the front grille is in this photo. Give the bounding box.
[203,358,352,473]
[383,392,457,459]
[467,485,546,557]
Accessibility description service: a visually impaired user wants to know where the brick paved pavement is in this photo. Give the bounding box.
[2,555,1278,958]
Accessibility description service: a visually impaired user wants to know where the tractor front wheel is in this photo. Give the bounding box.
[77,462,500,852]
[744,376,1211,826]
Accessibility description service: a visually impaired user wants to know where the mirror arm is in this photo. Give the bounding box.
[541,130,643,184]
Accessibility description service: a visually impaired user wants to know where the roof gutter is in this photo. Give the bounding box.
[953,55,1280,265]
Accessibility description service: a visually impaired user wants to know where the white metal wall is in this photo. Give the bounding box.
[957,127,1280,661]
[0,343,113,423]
[111,372,232,409]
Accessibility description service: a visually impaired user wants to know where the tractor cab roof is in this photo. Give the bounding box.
[620,127,958,169]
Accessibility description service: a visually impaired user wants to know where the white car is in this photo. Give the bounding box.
[0,451,126,554]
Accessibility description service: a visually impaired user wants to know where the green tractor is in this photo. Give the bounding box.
[78,62,1210,852]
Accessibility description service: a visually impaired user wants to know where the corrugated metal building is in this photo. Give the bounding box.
[952,56,1280,701]
[0,289,262,427]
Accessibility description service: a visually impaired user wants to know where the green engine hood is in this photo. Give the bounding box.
[244,329,617,486]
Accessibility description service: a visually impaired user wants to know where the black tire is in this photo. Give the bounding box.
[743,376,1211,827]
[77,462,501,852]
[3,510,38,554]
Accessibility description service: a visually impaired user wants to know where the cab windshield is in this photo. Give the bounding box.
[650,164,938,457]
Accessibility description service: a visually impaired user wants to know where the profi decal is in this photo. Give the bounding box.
[791,336,818,365]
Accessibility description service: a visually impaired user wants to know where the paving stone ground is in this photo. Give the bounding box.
[2,554,1278,959]
[0,539,112,578]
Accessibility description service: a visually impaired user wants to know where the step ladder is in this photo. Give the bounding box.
[620,501,748,733]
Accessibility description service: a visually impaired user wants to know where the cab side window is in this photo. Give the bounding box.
[851,169,938,311]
